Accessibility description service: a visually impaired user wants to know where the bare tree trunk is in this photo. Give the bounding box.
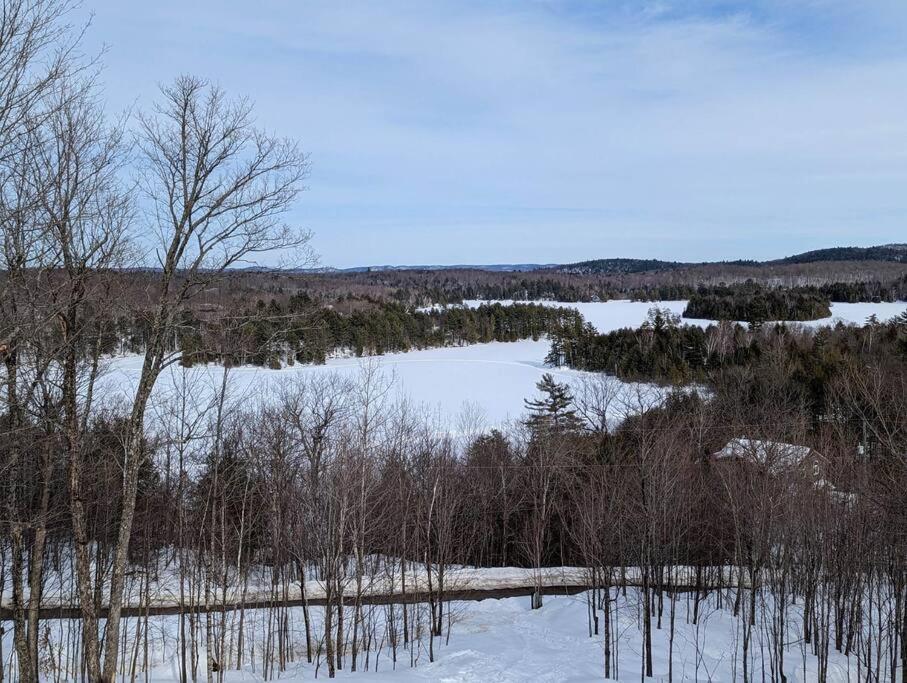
[9,524,32,682]
[25,447,54,678]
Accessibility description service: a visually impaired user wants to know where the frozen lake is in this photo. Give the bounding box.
[101,339,661,430]
[100,299,906,429]
[461,299,907,332]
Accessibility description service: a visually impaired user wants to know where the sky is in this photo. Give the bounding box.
[78,0,907,268]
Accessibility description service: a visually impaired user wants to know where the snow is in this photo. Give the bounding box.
[463,299,696,332]
[98,340,662,430]
[4,586,876,682]
[7,299,902,680]
[460,299,907,332]
[95,298,907,431]
[788,301,907,328]
[0,560,705,610]
[323,591,860,683]
[712,438,816,474]
[94,299,906,430]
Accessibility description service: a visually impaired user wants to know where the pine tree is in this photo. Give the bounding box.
[545,334,565,367]
[524,373,583,434]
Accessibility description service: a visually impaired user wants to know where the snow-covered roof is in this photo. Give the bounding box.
[814,478,857,505]
[713,440,855,502]
[712,438,818,475]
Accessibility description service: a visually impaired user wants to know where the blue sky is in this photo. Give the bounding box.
[80,1,907,267]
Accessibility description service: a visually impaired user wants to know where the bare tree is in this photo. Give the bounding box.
[92,75,310,682]
[0,4,121,673]
[36,80,132,683]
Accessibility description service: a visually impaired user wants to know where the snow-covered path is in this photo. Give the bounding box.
[14,589,865,682]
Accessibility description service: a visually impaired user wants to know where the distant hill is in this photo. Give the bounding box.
[776,244,907,265]
[292,263,556,274]
[289,244,907,275]
[550,244,907,274]
[552,258,758,275]
[347,263,555,273]
[553,258,690,275]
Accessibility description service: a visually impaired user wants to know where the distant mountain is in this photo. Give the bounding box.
[776,244,907,265]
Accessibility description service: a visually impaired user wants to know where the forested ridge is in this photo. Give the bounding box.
[294,271,907,306]
[96,276,905,374]
[157,265,907,311]
[26,278,906,370]
[779,243,907,264]
[557,243,907,273]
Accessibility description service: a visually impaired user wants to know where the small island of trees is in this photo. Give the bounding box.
[682,283,832,323]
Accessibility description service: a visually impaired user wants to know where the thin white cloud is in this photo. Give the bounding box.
[82,0,907,265]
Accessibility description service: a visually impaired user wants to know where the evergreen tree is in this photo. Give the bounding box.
[524,373,584,434]
[545,333,565,367]
[644,306,680,331]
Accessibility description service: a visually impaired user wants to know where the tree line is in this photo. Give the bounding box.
[549,305,907,398]
[281,266,907,307]
[41,297,582,368]
[176,299,582,367]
